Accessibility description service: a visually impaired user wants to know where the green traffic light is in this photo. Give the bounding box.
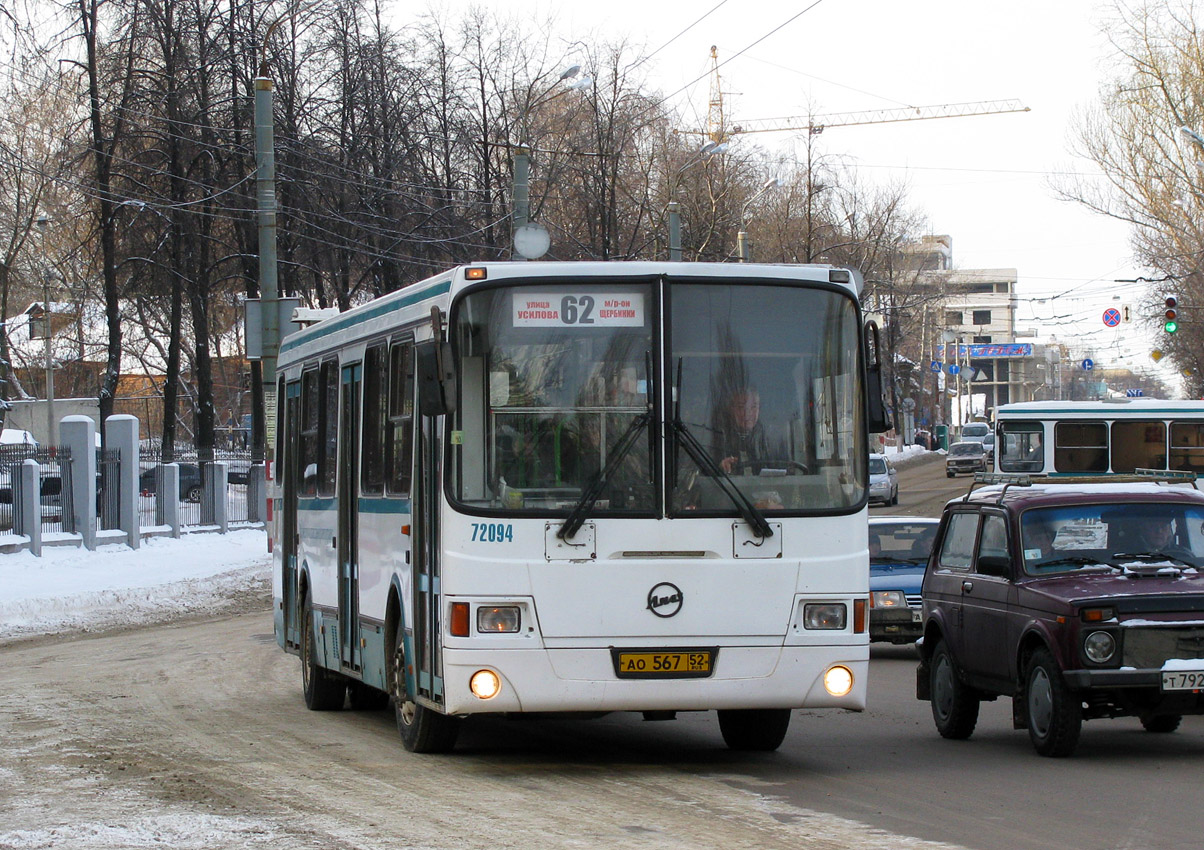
[1165,319,1179,333]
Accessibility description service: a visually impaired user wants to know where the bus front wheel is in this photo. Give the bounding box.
[390,631,460,753]
[717,708,791,751]
[300,590,346,711]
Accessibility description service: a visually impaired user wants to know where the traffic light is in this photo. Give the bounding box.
[1164,295,1179,333]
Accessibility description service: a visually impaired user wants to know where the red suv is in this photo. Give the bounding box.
[917,475,1204,756]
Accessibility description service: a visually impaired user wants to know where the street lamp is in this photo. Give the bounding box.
[35,213,54,445]
[667,140,729,261]
[511,65,592,261]
[736,177,783,262]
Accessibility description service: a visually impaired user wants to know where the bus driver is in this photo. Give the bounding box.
[716,387,781,474]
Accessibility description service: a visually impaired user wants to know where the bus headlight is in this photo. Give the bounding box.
[824,665,854,697]
[1083,631,1116,664]
[477,605,521,633]
[470,669,502,700]
[869,590,907,609]
[803,603,847,630]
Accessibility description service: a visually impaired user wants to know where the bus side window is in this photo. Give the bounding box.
[299,368,320,498]
[386,342,414,495]
[1054,421,1107,473]
[319,360,339,497]
[362,345,388,495]
[1170,422,1204,473]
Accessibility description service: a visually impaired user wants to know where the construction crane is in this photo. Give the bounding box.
[684,46,1030,144]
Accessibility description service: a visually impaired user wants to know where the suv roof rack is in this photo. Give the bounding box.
[1134,468,1200,488]
[965,472,1032,503]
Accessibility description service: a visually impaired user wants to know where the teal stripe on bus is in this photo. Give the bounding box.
[280,279,452,356]
[298,497,337,511]
[358,498,412,514]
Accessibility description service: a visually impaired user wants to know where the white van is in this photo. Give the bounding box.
[959,422,990,443]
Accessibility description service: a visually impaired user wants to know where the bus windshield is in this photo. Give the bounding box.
[448,277,865,516]
[668,282,864,514]
[450,281,656,513]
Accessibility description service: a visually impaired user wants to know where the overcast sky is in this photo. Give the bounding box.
[425,0,1178,386]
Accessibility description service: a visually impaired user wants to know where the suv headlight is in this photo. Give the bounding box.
[869,590,907,609]
[1083,630,1116,664]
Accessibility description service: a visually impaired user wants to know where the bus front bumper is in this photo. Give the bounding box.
[438,644,868,716]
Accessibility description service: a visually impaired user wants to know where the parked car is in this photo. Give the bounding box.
[868,517,940,644]
[917,475,1204,756]
[139,463,205,502]
[960,422,990,443]
[868,453,899,506]
[945,441,987,477]
[981,432,996,468]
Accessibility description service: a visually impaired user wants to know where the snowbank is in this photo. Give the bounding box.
[0,529,270,644]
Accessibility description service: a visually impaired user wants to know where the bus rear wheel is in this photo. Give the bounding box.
[390,630,460,753]
[717,708,791,751]
[300,590,346,711]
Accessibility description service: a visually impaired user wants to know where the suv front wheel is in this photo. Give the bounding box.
[930,640,979,739]
[1025,647,1081,757]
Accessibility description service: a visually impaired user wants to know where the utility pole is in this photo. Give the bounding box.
[36,214,54,444]
[254,73,279,470]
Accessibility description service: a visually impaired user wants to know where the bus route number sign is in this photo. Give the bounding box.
[611,647,716,679]
[513,292,645,328]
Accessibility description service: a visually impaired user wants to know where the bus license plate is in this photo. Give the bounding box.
[612,648,716,679]
[1161,669,1204,691]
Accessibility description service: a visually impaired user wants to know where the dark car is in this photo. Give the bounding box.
[139,463,205,502]
[917,474,1204,756]
[945,441,987,477]
[869,517,940,644]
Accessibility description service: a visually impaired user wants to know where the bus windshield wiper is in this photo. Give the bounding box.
[558,411,650,540]
[669,358,772,539]
[672,418,774,540]
[559,352,655,541]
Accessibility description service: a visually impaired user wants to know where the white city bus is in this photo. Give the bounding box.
[994,399,1204,477]
[272,261,888,753]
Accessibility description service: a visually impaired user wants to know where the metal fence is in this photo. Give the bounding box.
[137,449,255,530]
[0,445,75,536]
[97,448,120,531]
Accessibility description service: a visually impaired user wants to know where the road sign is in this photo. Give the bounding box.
[1122,304,1133,323]
[1126,388,1144,397]
[1082,358,1094,371]
[948,364,961,375]
[1102,308,1121,328]
[929,360,942,373]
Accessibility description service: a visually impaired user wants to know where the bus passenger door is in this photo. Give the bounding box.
[338,364,362,672]
[412,383,445,710]
[282,380,302,649]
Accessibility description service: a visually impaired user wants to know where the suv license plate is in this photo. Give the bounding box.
[612,648,716,679]
[1161,669,1204,691]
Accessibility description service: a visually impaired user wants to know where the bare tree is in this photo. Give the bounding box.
[1057,0,1204,395]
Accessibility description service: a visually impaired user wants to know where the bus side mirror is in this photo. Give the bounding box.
[864,321,892,433]
[416,340,456,416]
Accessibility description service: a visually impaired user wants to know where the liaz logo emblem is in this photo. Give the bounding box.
[646,582,684,618]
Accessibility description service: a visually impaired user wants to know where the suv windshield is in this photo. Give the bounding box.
[1021,502,1204,574]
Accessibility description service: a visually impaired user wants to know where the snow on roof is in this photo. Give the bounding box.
[0,428,36,445]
